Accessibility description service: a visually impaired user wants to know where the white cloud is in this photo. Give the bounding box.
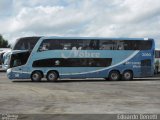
[0,0,160,48]
[0,0,13,17]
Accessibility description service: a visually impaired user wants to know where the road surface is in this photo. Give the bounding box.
[0,72,160,114]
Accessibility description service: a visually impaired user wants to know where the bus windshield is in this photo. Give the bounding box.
[12,37,41,50]
[2,37,41,70]
[9,51,30,68]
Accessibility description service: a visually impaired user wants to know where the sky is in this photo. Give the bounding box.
[0,0,160,48]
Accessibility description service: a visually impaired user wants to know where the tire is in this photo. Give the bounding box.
[31,71,42,82]
[46,71,58,82]
[122,71,133,81]
[109,71,120,81]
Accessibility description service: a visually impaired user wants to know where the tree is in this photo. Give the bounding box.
[0,34,10,48]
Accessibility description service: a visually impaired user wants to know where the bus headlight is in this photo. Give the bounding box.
[7,68,12,73]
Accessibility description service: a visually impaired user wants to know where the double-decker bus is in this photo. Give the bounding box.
[2,37,41,69]
[6,37,155,81]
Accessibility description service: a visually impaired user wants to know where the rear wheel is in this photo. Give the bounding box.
[46,71,58,82]
[122,71,133,81]
[31,71,42,82]
[109,71,120,81]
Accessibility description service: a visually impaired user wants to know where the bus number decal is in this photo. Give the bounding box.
[142,53,151,57]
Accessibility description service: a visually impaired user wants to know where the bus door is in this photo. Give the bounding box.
[10,51,30,78]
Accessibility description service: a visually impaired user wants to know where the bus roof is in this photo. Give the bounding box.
[40,36,154,41]
[10,50,29,54]
[13,36,154,41]
[16,36,42,41]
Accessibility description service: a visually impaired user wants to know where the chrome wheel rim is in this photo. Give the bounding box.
[124,72,131,79]
[48,73,56,81]
[32,73,39,81]
[111,73,118,80]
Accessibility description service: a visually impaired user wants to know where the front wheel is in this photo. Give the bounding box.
[46,71,58,82]
[122,71,133,81]
[31,71,42,82]
[109,71,120,81]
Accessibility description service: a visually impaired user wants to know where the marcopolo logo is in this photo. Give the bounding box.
[61,50,100,58]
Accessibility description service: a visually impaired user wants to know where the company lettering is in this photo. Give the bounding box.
[61,50,100,58]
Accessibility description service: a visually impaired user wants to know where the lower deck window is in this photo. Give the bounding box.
[32,58,112,67]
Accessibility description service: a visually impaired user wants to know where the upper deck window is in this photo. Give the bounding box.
[38,39,153,51]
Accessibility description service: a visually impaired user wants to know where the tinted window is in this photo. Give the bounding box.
[13,37,40,50]
[139,41,152,50]
[99,40,152,50]
[32,58,112,67]
[123,40,152,50]
[10,52,30,68]
[99,40,117,50]
[38,39,152,51]
[38,39,101,51]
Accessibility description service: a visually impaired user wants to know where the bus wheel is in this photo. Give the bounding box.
[31,71,42,82]
[109,71,120,81]
[46,71,58,82]
[122,71,133,81]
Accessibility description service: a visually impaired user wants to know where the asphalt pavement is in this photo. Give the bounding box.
[0,72,160,114]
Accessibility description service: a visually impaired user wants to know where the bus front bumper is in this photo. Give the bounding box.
[7,68,16,79]
[7,68,30,80]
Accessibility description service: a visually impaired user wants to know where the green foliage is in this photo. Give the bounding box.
[0,34,10,48]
